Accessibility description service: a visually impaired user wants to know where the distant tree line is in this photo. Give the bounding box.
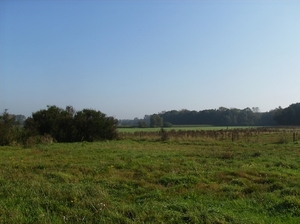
[157,107,278,126]
[0,106,118,146]
[119,107,278,128]
[117,103,300,128]
[118,115,151,127]
[1,103,300,146]
[274,103,300,125]
[118,114,171,128]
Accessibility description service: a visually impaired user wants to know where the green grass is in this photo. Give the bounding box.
[0,133,300,223]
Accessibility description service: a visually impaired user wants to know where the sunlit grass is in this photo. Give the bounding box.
[0,135,300,223]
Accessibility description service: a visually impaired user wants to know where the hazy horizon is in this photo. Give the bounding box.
[1,103,296,121]
[1,1,299,119]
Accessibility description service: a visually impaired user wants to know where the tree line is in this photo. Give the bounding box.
[0,105,118,146]
[119,103,300,128]
[1,103,299,146]
[157,107,277,126]
[273,103,300,125]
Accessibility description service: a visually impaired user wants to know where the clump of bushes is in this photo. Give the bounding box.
[0,110,27,146]
[25,105,118,142]
[0,106,118,146]
[163,122,172,127]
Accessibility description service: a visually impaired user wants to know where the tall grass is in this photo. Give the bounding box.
[117,125,261,133]
[118,127,300,144]
[0,130,300,223]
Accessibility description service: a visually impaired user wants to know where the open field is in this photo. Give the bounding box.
[0,129,300,223]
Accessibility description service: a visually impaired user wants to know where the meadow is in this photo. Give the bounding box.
[0,127,300,223]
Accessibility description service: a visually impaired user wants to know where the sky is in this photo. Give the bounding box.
[1,0,299,119]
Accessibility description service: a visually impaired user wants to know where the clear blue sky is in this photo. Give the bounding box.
[1,0,299,119]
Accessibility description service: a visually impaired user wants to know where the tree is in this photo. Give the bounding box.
[0,110,16,145]
[259,110,277,126]
[252,107,260,113]
[274,103,300,125]
[143,115,151,124]
[150,114,163,127]
[159,107,276,126]
[24,105,74,142]
[163,122,172,127]
[74,109,117,141]
[0,110,26,145]
[138,120,149,128]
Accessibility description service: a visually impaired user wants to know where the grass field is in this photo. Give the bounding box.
[0,129,300,223]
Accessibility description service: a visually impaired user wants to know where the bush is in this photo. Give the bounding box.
[163,122,172,127]
[24,106,118,142]
[0,110,27,146]
[159,128,169,141]
[138,120,149,128]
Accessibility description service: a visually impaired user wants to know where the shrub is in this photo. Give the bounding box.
[0,110,27,146]
[159,128,169,141]
[163,122,172,127]
[24,106,118,142]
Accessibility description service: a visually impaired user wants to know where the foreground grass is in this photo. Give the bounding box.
[0,139,300,223]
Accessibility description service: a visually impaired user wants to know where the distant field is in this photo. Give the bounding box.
[117,125,262,133]
[0,130,300,223]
